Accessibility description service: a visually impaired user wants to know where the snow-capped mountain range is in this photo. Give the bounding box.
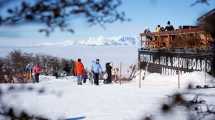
[35,36,139,47]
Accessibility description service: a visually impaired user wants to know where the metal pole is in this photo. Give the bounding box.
[120,62,122,85]
[112,62,116,83]
[177,56,180,89]
[139,69,142,88]
[205,69,207,86]
[115,66,117,83]
[177,70,180,88]
[138,54,142,88]
[140,35,143,48]
[204,59,207,86]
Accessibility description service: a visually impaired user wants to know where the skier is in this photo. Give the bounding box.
[32,63,42,83]
[91,59,103,85]
[105,62,112,84]
[74,58,85,85]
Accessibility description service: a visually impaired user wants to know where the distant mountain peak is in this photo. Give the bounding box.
[36,36,139,47]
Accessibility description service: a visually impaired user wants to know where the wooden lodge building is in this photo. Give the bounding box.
[138,9,215,75]
[140,27,213,49]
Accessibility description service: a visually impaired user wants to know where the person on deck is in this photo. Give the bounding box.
[91,59,103,85]
[155,25,161,32]
[144,27,152,40]
[74,58,85,85]
[165,21,174,31]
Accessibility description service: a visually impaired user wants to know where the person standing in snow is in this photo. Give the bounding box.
[71,60,76,76]
[91,59,103,85]
[63,63,71,76]
[105,62,112,84]
[74,58,85,85]
[32,63,42,83]
[82,70,88,84]
[88,71,94,84]
[25,62,33,81]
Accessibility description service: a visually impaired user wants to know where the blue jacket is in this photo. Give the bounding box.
[91,62,102,74]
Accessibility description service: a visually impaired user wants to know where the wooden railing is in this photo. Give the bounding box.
[140,28,213,49]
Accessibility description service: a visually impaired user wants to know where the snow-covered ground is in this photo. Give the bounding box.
[0,71,214,120]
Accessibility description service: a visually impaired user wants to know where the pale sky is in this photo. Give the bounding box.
[0,0,215,47]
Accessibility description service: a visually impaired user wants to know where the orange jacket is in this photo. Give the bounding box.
[74,61,85,76]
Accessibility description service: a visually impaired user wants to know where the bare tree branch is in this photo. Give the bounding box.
[0,0,128,36]
[190,0,210,6]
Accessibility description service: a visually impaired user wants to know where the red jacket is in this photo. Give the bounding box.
[74,61,85,76]
[33,65,42,74]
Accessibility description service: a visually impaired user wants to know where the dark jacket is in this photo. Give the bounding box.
[63,64,70,74]
[106,63,112,75]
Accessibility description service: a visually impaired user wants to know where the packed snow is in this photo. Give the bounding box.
[0,71,215,120]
